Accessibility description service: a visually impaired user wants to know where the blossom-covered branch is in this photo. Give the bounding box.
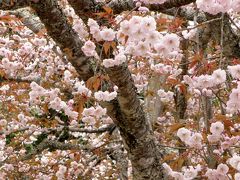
[30,0,94,81]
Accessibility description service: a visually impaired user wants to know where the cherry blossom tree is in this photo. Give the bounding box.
[0,0,240,179]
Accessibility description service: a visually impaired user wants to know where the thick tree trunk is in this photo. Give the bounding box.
[106,65,164,179]
[67,0,96,24]
[144,76,165,128]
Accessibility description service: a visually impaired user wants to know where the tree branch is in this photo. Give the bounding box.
[107,0,196,14]
[106,65,146,138]
[69,124,115,133]
[105,64,163,179]
[30,0,94,81]
[0,0,30,10]
[9,7,44,33]
[21,139,90,161]
[0,127,29,135]
[67,0,96,24]
[148,0,196,11]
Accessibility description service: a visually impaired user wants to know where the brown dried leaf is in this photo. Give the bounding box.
[169,123,184,133]
[103,41,111,55]
[102,6,113,14]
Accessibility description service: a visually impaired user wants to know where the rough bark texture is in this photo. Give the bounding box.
[67,0,96,24]
[202,96,218,168]
[108,145,128,180]
[148,0,196,11]
[145,76,165,128]
[108,0,196,14]
[0,0,29,10]
[209,14,240,58]
[30,0,94,81]
[106,64,163,179]
[175,40,188,120]
[10,7,44,33]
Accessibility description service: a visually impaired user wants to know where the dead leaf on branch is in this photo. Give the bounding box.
[102,6,113,15]
[86,75,101,91]
[103,41,116,55]
[169,123,185,133]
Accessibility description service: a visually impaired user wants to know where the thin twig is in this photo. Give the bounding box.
[175,17,222,33]
[219,13,224,68]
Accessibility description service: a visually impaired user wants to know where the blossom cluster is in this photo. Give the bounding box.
[0,58,23,75]
[102,53,127,68]
[229,155,240,171]
[29,82,59,103]
[196,0,240,15]
[29,82,78,119]
[207,121,224,143]
[205,163,229,180]
[132,73,148,92]
[157,89,174,103]
[226,83,240,114]
[221,136,239,150]
[81,40,97,57]
[73,81,92,97]
[183,69,226,90]
[56,165,67,179]
[182,28,197,40]
[81,105,107,125]
[87,18,116,42]
[228,64,240,80]
[118,15,181,58]
[150,63,173,74]
[49,97,78,119]
[94,90,117,102]
[163,163,201,180]
[177,128,203,149]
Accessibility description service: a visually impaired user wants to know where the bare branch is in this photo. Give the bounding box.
[69,124,116,133]
[108,0,196,14]
[21,139,90,161]
[148,0,196,11]
[0,75,40,84]
[0,127,29,135]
